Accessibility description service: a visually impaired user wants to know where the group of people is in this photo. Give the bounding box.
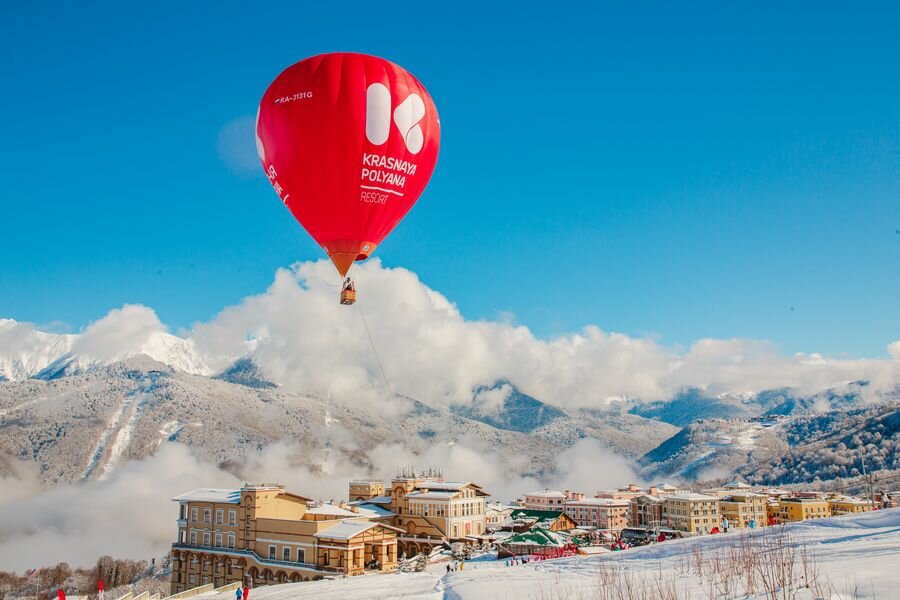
[235,585,251,599]
[445,561,466,573]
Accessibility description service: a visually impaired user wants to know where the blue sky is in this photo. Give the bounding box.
[1,2,898,357]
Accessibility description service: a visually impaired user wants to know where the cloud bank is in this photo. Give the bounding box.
[190,260,900,410]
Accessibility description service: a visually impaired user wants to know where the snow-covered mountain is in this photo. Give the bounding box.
[0,319,212,380]
[0,319,76,381]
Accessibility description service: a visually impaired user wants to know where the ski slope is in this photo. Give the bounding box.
[196,508,900,599]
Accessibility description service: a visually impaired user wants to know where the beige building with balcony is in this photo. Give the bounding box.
[662,493,720,534]
[719,493,768,529]
[827,496,871,516]
[522,489,568,511]
[170,484,401,594]
[351,471,489,557]
[564,497,630,531]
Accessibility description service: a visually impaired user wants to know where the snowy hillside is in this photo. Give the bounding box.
[195,508,900,599]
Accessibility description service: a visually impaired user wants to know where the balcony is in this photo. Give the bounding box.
[177,518,188,528]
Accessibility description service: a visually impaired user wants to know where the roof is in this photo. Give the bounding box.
[525,489,566,499]
[172,488,241,504]
[510,508,566,520]
[723,481,751,489]
[352,502,396,518]
[407,490,458,500]
[564,497,630,507]
[654,483,678,490]
[501,527,565,547]
[365,495,393,504]
[306,504,360,517]
[314,519,403,540]
[668,492,718,501]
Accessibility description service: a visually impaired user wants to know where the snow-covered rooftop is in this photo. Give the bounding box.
[352,502,395,518]
[525,489,566,498]
[723,481,751,489]
[314,519,402,540]
[306,504,359,517]
[365,495,393,504]
[669,492,718,501]
[172,488,241,504]
[564,497,630,506]
[407,490,458,500]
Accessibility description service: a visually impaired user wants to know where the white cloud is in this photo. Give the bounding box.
[0,444,239,571]
[217,115,263,177]
[190,260,900,411]
[73,304,167,363]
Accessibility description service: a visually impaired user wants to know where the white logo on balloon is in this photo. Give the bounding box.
[365,83,425,154]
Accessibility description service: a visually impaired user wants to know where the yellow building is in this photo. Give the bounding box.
[170,484,401,594]
[349,480,385,501]
[661,493,720,534]
[769,497,829,524]
[350,471,489,557]
[827,496,871,516]
[719,493,767,529]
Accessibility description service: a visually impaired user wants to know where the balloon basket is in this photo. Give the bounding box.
[340,289,357,305]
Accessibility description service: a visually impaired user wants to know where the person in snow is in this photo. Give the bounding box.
[242,585,250,599]
[235,586,243,600]
[446,564,451,573]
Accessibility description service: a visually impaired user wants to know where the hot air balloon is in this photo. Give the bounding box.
[256,52,440,304]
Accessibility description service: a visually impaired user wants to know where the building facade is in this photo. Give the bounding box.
[170,485,400,594]
[769,497,829,524]
[350,471,489,557]
[719,493,767,529]
[827,496,871,516]
[564,498,630,531]
[629,495,663,529]
[661,493,720,534]
[522,489,568,511]
[349,480,385,501]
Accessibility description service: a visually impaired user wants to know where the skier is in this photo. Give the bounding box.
[446,564,451,574]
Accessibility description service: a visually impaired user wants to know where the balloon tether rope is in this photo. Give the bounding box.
[356,303,395,398]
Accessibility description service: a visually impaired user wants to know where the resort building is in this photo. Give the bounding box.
[507,508,578,532]
[169,484,401,594]
[485,502,516,529]
[629,495,663,529]
[827,496,871,516]
[719,493,767,529]
[769,497,829,524]
[564,497,630,531]
[348,480,385,501]
[522,489,568,511]
[661,493,720,534]
[349,470,489,557]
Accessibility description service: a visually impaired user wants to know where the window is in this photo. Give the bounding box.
[190,531,198,545]
[191,507,198,522]
[203,532,211,546]
[204,509,212,524]
[283,547,291,561]
[228,534,236,549]
[180,530,186,543]
[228,510,237,525]
[297,549,305,563]
[215,533,223,547]
[216,510,224,525]
[189,574,196,585]
[181,504,187,519]
[269,546,277,560]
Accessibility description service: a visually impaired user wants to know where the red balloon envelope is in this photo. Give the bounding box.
[256,52,440,277]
